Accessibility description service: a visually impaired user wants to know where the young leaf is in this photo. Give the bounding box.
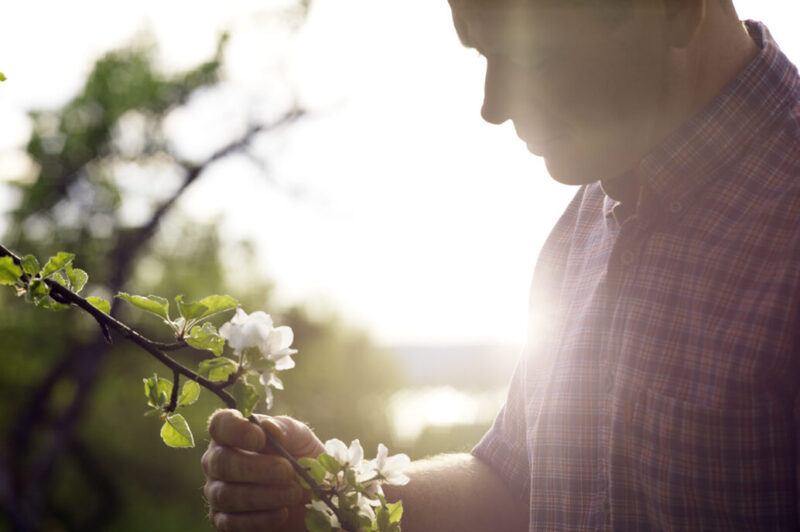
[175,294,208,322]
[0,257,22,285]
[0,72,6,82]
[86,296,111,314]
[143,375,173,408]
[25,279,49,302]
[305,509,334,532]
[116,292,170,322]
[186,322,225,357]
[40,252,75,278]
[317,453,341,475]
[35,298,70,311]
[231,378,260,418]
[197,357,237,382]
[298,457,327,484]
[64,263,88,293]
[387,501,403,524]
[178,380,200,406]
[160,414,195,448]
[20,255,40,277]
[192,294,238,321]
[50,272,67,287]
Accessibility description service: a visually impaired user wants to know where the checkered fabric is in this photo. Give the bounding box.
[473,21,800,530]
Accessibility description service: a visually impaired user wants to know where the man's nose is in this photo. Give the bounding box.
[481,59,512,125]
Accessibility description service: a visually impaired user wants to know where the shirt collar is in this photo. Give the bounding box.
[602,21,800,220]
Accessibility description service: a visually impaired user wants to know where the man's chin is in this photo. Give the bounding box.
[543,151,630,186]
[543,156,600,186]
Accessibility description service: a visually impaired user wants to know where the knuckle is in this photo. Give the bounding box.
[207,445,228,479]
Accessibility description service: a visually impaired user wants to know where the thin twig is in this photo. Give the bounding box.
[1,242,355,530]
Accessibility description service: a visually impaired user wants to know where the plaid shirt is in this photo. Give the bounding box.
[473,21,800,531]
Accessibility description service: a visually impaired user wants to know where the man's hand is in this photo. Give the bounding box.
[203,409,325,532]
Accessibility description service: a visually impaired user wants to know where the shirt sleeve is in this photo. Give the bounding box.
[471,353,531,500]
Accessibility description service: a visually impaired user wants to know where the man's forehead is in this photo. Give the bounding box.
[449,1,593,52]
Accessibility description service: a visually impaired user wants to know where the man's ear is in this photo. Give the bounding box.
[662,0,706,48]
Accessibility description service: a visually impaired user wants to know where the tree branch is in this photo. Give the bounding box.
[1,242,358,531]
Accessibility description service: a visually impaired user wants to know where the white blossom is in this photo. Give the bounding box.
[307,499,340,529]
[219,309,298,409]
[371,443,410,486]
[218,309,273,354]
[324,438,364,467]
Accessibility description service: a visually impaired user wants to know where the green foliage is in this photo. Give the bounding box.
[197,357,237,382]
[117,292,171,323]
[178,381,200,407]
[0,72,6,82]
[231,376,260,418]
[160,414,195,448]
[40,251,75,278]
[20,255,40,276]
[176,294,238,323]
[0,257,21,285]
[86,296,111,313]
[186,322,225,356]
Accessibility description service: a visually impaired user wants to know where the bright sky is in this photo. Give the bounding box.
[1,0,799,348]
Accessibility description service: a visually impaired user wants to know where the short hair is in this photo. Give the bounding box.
[448,0,635,50]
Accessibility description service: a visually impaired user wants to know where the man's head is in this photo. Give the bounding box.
[449,0,747,185]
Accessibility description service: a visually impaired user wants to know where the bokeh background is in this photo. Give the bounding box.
[1,1,798,530]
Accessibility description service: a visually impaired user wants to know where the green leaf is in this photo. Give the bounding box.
[35,297,70,311]
[198,357,237,382]
[317,453,341,475]
[65,263,88,293]
[175,294,208,322]
[50,272,67,287]
[178,380,200,406]
[25,279,49,302]
[160,414,195,448]
[0,257,22,285]
[231,378,260,418]
[0,72,6,82]
[304,508,333,532]
[194,294,238,320]
[298,457,327,484]
[143,375,173,408]
[186,322,225,357]
[387,501,403,524]
[176,294,238,323]
[40,252,75,278]
[116,292,170,322]
[86,296,110,314]
[376,504,390,532]
[20,255,40,277]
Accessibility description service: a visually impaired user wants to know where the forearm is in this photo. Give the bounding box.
[383,453,528,532]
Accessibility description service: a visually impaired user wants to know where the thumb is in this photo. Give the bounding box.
[256,414,325,459]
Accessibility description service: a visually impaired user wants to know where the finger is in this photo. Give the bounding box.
[202,441,295,484]
[259,415,324,458]
[209,508,288,532]
[205,479,303,513]
[208,409,265,452]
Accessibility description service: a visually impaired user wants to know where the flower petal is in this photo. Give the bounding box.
[272,354,296,371]
[324,438,348,463]
[348,439,364,465]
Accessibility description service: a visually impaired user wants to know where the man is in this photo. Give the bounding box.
[202,0,800,529]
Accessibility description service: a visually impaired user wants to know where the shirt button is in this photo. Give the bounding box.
[620,250,635,265]
[669,201,683,213]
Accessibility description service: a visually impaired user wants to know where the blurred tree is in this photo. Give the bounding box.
[0,6,402,531]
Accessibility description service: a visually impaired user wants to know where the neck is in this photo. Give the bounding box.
[651,7,760,151]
